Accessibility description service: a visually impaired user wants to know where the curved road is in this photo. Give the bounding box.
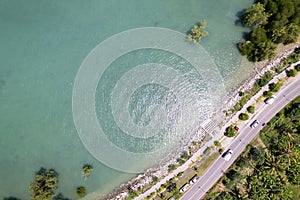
[181,77,300,200]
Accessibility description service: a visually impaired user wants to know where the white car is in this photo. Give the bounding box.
[179,183,190,193]
[250,120,259,128]
[222,149,233,161]
[189,175,199,184]
[265,95,275,105]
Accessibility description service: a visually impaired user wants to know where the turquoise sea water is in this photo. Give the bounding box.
[0,0,253,199]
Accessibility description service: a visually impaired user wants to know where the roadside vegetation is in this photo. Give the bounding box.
[238,0,300,62]
[140,142,221,200]
[125,135,212,200]
[205,96,300,200]
[275,47,300,73]
[232,71,273,113]
[225,46,300,138]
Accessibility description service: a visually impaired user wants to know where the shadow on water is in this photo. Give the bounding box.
[0,80,5,90]
[242,31,250,39]
[53,193,71,200]
[4,197,22,200]
[234,9,246,26]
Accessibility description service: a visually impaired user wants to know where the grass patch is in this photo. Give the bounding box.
[197,152,219,176]
[289,185,300,200]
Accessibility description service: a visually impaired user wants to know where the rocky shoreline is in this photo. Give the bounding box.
[103,38,300,200]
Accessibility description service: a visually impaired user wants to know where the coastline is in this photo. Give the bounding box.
[224,36,300,113]
[102,36,300,200]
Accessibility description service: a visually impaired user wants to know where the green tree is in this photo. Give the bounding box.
[257,71,273,87]
[236,156,249,168]
[225,125,237,137]
[250,27,268,43]
[247,105,255,114]
[239,113,249,121]
[263,90,273,98]
[238,40,254,56]
[187,20,208,43]
[76,187,86,198]
[284,23,300,44]
[82,164,93,179]
[243,3,270,27]
[286,69,297,77]
[226,169,242,182]
[268,82,281,92]
[29,168,58,200]
[286,160,300,185]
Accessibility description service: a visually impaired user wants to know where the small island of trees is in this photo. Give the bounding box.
[29,168,59,200]
[82,164,94,179]
[187,19,208,43]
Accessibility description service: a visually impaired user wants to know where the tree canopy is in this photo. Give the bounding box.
[239,0,300,62]
[243,2,270,27]
[187,20,208,43]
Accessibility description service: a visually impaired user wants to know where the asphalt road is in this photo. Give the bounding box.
[180,77,300,200]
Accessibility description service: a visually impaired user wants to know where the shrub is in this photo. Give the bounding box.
[240,97,248,106]
[236,156,249,168]
[295,64,300,71]
[152,176,158,183]
[168,164,176,172]
[257,95,264,102]
[233,103,243,112]
[203,147,211,156]
[177,172,184,177]
[189,162,196,168]
[247,105,255,114]
[226,169,242,181]
[286,69,297,77]
[239,91,245,96]
[214,141,221,147]
[218,148,224,154]
[177,159,185,165]
[196,156,202,161]
[239,113,249,121]
[263,90,273,98]
[233,96,248,112]
[268,82,281,92]
[181,151,189,160]
[167,183,177,192]
[257,71,273,87]
[248,147,265,165]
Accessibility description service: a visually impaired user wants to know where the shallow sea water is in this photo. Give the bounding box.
[0,0,253,199]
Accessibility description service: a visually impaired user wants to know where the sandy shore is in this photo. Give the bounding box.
[103,37,300,200]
